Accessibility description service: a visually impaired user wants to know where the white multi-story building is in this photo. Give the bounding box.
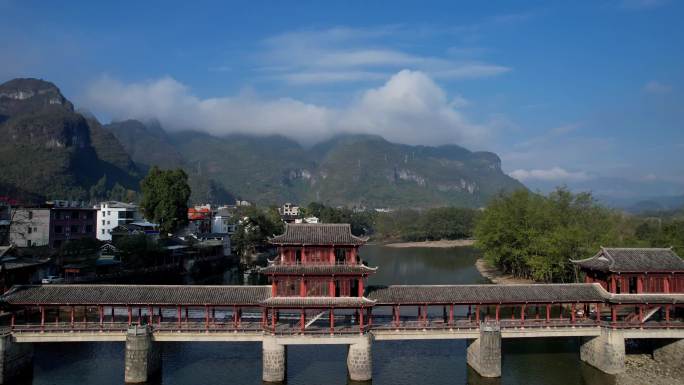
[95,201,142,241]
[279,203,300,217]
[211,207,236,234]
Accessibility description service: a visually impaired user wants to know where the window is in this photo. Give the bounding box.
[26,240,32,247]
[54,211,61,220]
[101,229,105,234]
[106,220,110,225]
[33,227,37,232]
[27,226,32,234]
[85,225,93,233]
[28,211,33,220]
[102,220,105,226]
[70,225,79,233]
[86,211,93,219]
[54,225,63,234]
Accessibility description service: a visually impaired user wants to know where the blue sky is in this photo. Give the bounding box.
[1,0,682,198]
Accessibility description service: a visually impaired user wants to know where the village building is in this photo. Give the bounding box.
[9,207,51,248]
[571,247,684,293]
[95,201,142,241]
[48,201,96,249]
[211,207,236,234]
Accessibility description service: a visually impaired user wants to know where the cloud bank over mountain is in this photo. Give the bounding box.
[84,70,490,147]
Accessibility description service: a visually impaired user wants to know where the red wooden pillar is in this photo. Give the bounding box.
[177,306,182,328]
[71,306,75,327]
[148,305,152,325]
[546,304,551,323]
[571,303,576,324]
[664,276,670,294]
[40,306,45,331]
[272,281,277,297]
[205,305,209,331]
[300,278,307,297]
[359,308,365,333]
[449,304,454,326]
[329,279,335,297]
[423,304,428,326]
[300,309,305,333]
[595,303,601,324]
[637,276,644,293]
[127,306,132,325]
[521,304,526,326]
[611,305,617,325]
[495,304,500,321]
[610,276,617,293]
[233,305,238,328]
[638,305,644,324]
[665,305,670,325]
[111,306,115,323]
[10,313,15,329]
[358,277,364,297]
[394,305,400,327]
[271,308,277,332]
[475,305,480,324]
[329,308,335,333]
[99,305,104,329]
[185,307,189,323]
[262,308,267,328]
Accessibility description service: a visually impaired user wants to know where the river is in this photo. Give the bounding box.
[22,245,615,385]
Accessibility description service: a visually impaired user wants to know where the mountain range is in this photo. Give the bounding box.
[0,77,524,208]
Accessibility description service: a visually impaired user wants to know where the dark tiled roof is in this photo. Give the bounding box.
[269,223,365,246]
[367,284,608,304]
[571,247,684,273]
[261,296,375,308]
[260,264,377,275]
[1,285,271,306]
[608,293,684,305]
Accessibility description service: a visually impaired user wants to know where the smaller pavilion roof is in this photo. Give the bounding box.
[269,223,365,246]
[260,264,377,275]
[607,293,684,305]
[261,296,375,308]
[570,247,684,273]
[367,284,608,304]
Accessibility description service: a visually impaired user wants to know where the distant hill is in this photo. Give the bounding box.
[0,78,140,202]
[159,130,525,208]
[0,77,524,207]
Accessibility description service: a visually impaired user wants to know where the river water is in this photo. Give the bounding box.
[23,245,615,385]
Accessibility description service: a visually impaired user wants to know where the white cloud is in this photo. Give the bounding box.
[643,81,672,94]
[254,26,511,85]
[509,167,592,182]
[84,70,489,147]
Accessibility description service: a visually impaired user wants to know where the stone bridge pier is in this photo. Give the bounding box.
[580,328,625,375]
[347,335,372,382]
[0,331,33,384]
[467,322,502,378]
[262,336,287,383]
[124,325,161,383]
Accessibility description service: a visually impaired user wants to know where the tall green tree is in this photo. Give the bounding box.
[475,188,622,282]
[140,167,191,234]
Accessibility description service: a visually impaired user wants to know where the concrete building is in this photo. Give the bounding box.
[49,202,96,248]
[95,201,142,241]
[9,208,51,248]
[211,207,236,235]
[0,199,12,246]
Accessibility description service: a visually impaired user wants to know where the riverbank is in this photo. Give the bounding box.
[475,258,535,285]
[618,354,684,385]
[384,239,475,248]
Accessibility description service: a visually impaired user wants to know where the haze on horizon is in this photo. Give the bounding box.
[1,0,682,200]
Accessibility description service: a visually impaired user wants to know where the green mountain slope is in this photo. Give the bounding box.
[0,78,140,201]
[164,131,524,208]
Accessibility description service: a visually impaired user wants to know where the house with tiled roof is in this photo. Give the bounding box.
[571,247,684,293]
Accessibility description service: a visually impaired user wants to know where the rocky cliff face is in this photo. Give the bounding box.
[0,78,139,201]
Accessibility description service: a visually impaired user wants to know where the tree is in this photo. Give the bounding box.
[231,206,283,258]
[140,167,191,234]
[474,188,623,282]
